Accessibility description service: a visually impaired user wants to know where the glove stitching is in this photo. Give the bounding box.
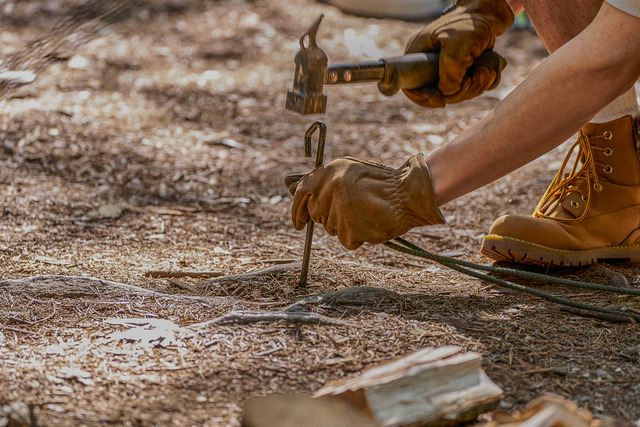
[377,172,410,233]
[391,167,428,230]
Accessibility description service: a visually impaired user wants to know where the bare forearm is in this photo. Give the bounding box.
[427,2,640,205]
[506,0,524,16]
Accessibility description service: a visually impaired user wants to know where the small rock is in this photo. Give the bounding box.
[499,400,514,410]
[596,369,613,380]
[45,344,65,355]
[59,367,94,386]
[45,404,65,413]
[206,138,245,150]
[588,264,629,288]
[0,69,36,85]
[197,70,221,86]
[627,345,640,355]
[269,195,282,205]
[441,250,466,258]
[68,55,89,69]
[97,204,123,219]
[409,123,447,134]
[158,182,170,198]
[0,402,34,427]
[58,385,73,394]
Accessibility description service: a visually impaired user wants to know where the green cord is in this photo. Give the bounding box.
[394,237,640,295]
[385,238,640,323]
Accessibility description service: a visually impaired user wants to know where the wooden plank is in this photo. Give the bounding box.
[315,346,503,427]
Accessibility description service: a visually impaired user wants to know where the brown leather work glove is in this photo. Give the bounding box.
[291,154,445,250]
[403,0,514,108]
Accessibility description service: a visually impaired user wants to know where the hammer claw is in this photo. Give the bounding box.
[300,14,323,50]
[285,15,328,115]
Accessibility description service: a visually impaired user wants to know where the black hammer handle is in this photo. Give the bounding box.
[325,50,506,97]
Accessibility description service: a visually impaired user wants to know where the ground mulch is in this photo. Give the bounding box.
[1,0,639,425]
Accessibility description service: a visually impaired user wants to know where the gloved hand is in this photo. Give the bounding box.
[291,154,445,250]
[403,0,514,108]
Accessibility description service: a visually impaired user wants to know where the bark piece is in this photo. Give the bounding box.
[315,346,503,427]
[0,401,35,427]
[243,394,379,427]
[483,393,602,426]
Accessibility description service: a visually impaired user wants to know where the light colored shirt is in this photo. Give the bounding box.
[606,0,640,18]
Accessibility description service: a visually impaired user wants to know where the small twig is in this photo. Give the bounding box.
[190,310,357,328]
[166,280,196,292]
[200,262,301,286]
[144,270,223,279]
[286,286,402,312]
[32,301,57,324]
[0,326,36,334]
[523,366,567,375]
[9,301,57,325]
[243,259,298,265]
[255,345,284,357]
[559,306,635,323]
[8,316,31,325]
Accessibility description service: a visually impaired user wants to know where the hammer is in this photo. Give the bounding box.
[285,14,506,115]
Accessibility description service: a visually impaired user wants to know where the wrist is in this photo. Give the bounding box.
[454,0,515,35]
[505,0,524,16]
[399,154,446,226]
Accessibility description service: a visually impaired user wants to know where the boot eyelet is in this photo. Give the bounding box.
[594,183,603,191]
[570,201,580,208]
[603,131,613,140]
[603,147,613,156]
[604,165,613,174]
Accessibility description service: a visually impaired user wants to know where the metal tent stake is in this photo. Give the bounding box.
[299,121,326,288]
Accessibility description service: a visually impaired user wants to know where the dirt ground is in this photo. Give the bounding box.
[1,0,640,426]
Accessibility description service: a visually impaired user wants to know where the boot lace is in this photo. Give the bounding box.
[534,131,612,222]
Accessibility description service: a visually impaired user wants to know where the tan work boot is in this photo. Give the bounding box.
[481,115,640,266]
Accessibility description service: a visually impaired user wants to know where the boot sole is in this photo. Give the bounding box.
[481,234,640,267]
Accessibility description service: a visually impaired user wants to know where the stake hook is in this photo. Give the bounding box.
[299,120,327,288]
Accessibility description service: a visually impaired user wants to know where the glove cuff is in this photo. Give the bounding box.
[399,154,446,227]
[454,0,515,36]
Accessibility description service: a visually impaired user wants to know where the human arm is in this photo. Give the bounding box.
[427,1,640,205]
[507,0,524,15]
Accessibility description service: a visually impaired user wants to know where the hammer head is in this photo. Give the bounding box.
[285,15,328,115]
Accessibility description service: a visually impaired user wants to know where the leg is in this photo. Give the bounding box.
[523,0,639,125]
[479,1,640,266]
[522,0,604,53]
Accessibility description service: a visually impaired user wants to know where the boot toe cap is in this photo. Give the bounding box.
[486,214,577,250]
